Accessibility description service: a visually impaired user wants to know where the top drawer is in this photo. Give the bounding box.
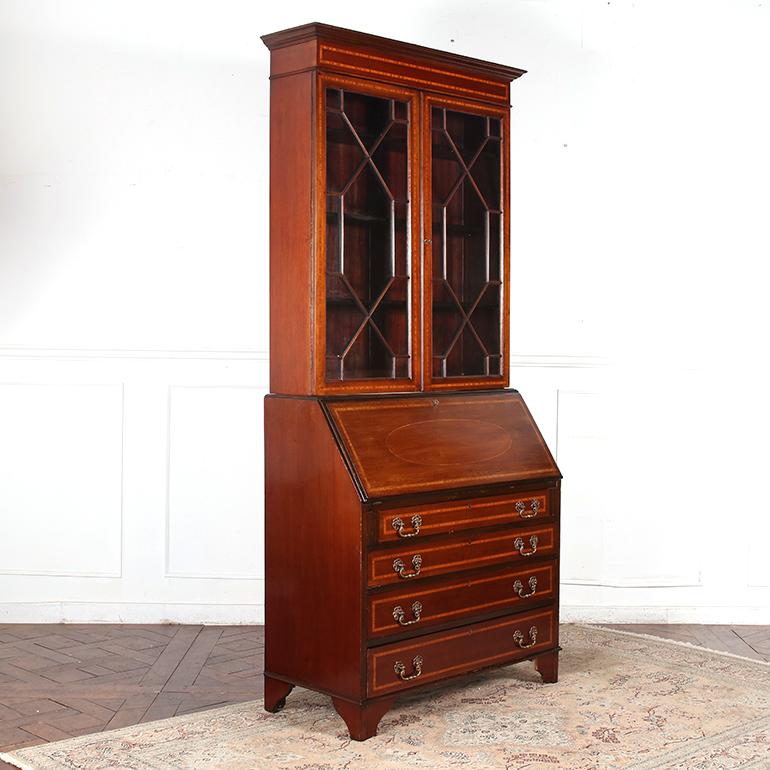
[374,490,551,543]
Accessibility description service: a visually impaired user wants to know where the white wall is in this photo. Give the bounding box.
[1,0,768,624]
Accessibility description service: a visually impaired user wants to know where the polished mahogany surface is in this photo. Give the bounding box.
[264,396,364,701]
[325,390,559,498]
[262,23,559,743]
[368,560,556,638]
[374,489,550,543]
[367,607,557,696]
[262,22,525,105]
[368,523,556,587]
[262,22,522,396]
[267,71,315,395]
[264,394,561,739]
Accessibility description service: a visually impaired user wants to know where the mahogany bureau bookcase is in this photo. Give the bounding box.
[260,22,562,741]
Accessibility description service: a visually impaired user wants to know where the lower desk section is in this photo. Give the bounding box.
[265,392,561,740]
[367,606,557,697]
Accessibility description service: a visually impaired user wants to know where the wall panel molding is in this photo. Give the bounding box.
[0,354,268,623]
[0,353,757,623]
[0,382,124,579]
[510,353,607,369]
[561,604,770,625]
[0,348,606,367]
[562,576,703,588]
[2,598,767,625]
[164,384,265,581]
[0,347,269,361]
[0,599,264,624]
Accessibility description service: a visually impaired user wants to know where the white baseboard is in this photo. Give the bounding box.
[561,605,770,625]
[1,602,768,625]
[0,602,264,624]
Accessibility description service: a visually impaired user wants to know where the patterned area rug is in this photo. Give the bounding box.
[1,625,768,770]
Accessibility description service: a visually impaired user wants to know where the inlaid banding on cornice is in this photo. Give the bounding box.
[319,44,510,102]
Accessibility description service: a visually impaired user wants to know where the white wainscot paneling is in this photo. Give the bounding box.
[558,384,701,590]
[166,385,263,580]
[0,383,123,576]
[557,390,608,585]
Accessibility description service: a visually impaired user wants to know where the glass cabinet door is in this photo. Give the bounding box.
[427,100,507,386]
[323,83,416,386]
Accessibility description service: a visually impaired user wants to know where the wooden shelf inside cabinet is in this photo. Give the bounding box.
[262,22,559,743]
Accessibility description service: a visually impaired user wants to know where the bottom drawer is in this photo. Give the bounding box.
[367,606,556,697]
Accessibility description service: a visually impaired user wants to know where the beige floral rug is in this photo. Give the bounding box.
[1,625,768,770]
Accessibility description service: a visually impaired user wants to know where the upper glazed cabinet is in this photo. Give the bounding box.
[262,23,524,394]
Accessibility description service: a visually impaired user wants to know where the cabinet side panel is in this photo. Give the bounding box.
[552,481,561,651]
[269,72,314,395]
[264,396,363,700]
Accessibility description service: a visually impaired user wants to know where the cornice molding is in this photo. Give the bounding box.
[261,22,526,83]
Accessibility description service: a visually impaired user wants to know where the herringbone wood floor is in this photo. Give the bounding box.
[0,624,263,768]
[0,623,767,768]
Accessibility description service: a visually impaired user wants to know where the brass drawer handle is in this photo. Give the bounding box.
[514,535,538,557]
[393,600,423,626]
[513,625,538,649]
[393,554,422,579]
[392,514,422,538]
[513,576,537,598]
[515,499,540,519]
[394,655,423,681]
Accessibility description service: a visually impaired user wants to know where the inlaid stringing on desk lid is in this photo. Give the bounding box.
[324,390,560,499]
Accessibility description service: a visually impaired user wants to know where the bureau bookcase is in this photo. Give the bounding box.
[261,22,561,741]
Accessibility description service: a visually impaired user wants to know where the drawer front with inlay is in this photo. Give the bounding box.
[368,561,556,638]
[367,524,555,588]
[376,491,550,543]
[367,607,557,696]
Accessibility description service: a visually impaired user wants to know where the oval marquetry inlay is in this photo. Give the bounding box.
[385,419,511,466]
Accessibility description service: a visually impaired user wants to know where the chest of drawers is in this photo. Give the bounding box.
[264,389,561,740]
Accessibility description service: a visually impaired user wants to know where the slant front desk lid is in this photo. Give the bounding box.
[323,390,560,500]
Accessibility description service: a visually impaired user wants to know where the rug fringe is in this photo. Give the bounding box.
[585,624,770,666]
[0,752,35,770]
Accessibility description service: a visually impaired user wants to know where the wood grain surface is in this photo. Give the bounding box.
[326,391,560,498]
[367,524,556,587]
[374,489,551,543]
[0,624,263,763]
